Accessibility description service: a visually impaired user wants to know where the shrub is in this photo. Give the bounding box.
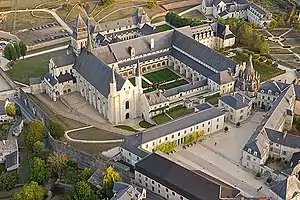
[165,12,203,28]
[48,122,65,139]
[33,141,45,154]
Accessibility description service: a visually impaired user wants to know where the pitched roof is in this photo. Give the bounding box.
[74,48,125,98]
[219,92,251,110]
[141,107,224,144]
[259,81,289,95]
[195,102,213,112]
[73,14,87,31]
[5,150,18,169]
[0,100,6,115]
[56,73,74,83]
[143,91,168,106]
[265,128,300,149]
[44,73,58,86]
[172,30,237,72]
[52,53,75,68]
[135,153,240,200]
[209,70,234,85]
[250,3,267,15]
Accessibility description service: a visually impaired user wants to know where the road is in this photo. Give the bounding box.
[0,9,72,34]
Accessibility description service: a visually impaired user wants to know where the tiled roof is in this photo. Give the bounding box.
[219,92,251,110]
[135,153,240,200]
[74,48,125,98]
[259,81,289,95]
[144,91,168,106]
[56,73,74,83]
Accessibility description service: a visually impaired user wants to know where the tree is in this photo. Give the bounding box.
[25,120,45,148]
[102,166,122,198]
[3,43,17,61]
[13,42,21,59]
[13,181,47,200]
[0,172,19,191]
[147,0,156,8]
[29,157,51,185]
[33,141,45,154]
[5,102,16,116]
[67,181,97,200]
[64,166,91,185]
[48,121,65,139]
[47,152,70,178]
[19,41,27,59]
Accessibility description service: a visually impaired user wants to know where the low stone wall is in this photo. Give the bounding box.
[27,37,70,51]
[0,66,17,89]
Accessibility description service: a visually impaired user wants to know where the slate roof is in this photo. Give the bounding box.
[52,53,75,68]
[209,70,234,85]
[290,152,300,168]
[195,103,213,112]
[29,77,42,85]
[259,81,289,95]
[5,151,18,169]
[171,49,216,77]
[163,79,208,98]
[56,73,74,83]
[121,134,149,158]
[0,100,6,115]
[250,3,267,15]
[144,91,168,106]
[270,179,287,200]
[135,153,240,200]
[219,92,251,110]
[44,73,58,86]
[111,182,142,200]
[141,107,224,144]
[172,30,237,72]
[265,128,300,149]
[212,22,235,39]
[74,48,126,98]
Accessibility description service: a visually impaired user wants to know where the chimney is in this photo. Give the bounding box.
[150,38,154,49]
[242,95,245,104]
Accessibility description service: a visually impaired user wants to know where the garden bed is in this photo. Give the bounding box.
[167,105,194,119]
[152,113,172,124]
[143,68,180,83]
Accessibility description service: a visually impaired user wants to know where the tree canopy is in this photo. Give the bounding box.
[165,12,203,28]
[13,42,21,59]
[102,166,122,198]
[25,120,45,148]
[13,181,47,200]
[29,157,51,185]
[147,0,156,8]
[48,121,65,139]
[5,102,16,116]
[0,172,19,191]
[3,43,17,61]
[67,181,97,200]
[47,152,70,178]
[19,41,27,58]
[33,141,45,154]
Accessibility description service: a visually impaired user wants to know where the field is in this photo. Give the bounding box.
[68,127,124,140]
[205,93,220,105]
[182,10,206,20]
[267,29,289,37]
[0,11,56,32]
[254,63,285,81]
[156,24,173,32]
[7,49,66,84]
[143,68,179,83]
[152,113,172,124]
[167,106,194,119]
[160,79,189,90]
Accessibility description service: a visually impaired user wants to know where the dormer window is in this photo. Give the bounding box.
[261,90,264,93]
[268,90,272,94]
[254,151,257,156]
[247,148,251,153]
[275,92,279,95]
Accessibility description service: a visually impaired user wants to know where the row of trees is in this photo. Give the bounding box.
[184,130,205,145]
[155,141,177,153]
[3,41,27,61]
[219,18,270,55]
[165,12,203,28]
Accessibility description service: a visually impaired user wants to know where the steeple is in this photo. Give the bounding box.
[111,67,116,84]
[86,18,93,52]
[73,14,87,36]
[245,55,255,77]
[110,67,117,96]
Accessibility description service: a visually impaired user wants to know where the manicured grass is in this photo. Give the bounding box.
[68,127,124,140]
[169,5,195,14]
[156,24,173,32]
[182,10,206,20]
[139,120,155,128]
[270,48,293,54]
[144,87,156,93]
[143,68,179,83]
[284,30,300,38]
[151,16,165,23]
[167,105,194,119]
[205,93,220,105]
[267,29,290,37]
[267,40,282,47]
[129,78,150,88]
[254,30,271,37]
[254,63,285,81]
[282,38,300,46]
[7,50,66,84]
[291,47,300,54]
[160,79,189,90]
[115,125,138,132]
[271,54,297,61]
[152,113,172,124]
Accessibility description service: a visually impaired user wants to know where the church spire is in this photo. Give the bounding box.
[245,55,255,77]
[111,67,116,84]
[136,59,141,77]
[86,18,93,52]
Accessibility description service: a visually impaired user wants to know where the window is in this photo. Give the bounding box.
[247,155,250,160]
[129,153,131,156]
[167,195,169,199]
[139,179,142,183]
[158,189,160,193]
[202,124,204,127]
[172,135,174,139]
[153,142,155,146]
[146,183,148,187]
[268,97,270,100]
[216,125,219,129]
[145,144,148,148]
[254,151,257,156]
[240,109,243,113]
[208,121,210,125]
[152,187,154,191]
[196,126,198,129]
[184,130,187,134]
[217,118,219,122]
[178,132,180,136]
[172,192,175,195]
[145,177,148,181]
[180,197,183,200]
[159,139,161,143]
[166,188,168,192]
[158,184,160,188]
[165,137,168,141]
[247,148,251,153]
[207,128,210,132]
[283,151,287,155]
[190,128,193,131]
[152,181,154,184]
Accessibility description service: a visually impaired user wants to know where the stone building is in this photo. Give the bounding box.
[235,55,260,97]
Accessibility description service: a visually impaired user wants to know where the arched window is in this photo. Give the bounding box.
[125,101,129,109]
[125,113,130,119]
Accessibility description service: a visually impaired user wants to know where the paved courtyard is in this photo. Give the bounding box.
[202,111,265,162]
[167,111,279,198]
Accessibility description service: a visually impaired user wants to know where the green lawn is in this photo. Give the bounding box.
[160,79,189,90]
[169,5,195,14]
[143,68,179,83]
[205,93,220,105]
[156,24,173,32]
[68,127,125,140]
[270,48,293,54]
[282,38,300,46]
[139,120,155,128]
[167,105,194,119]
[7,50,66,84]
[254,63,285,81]
[182,10,206,20]
[152,113,172,124]
[115,125,138,132]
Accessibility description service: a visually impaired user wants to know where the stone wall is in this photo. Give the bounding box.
[161,0,200,10]
[27,37,70,51]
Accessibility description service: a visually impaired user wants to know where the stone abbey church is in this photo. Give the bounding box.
[35,8,240,125]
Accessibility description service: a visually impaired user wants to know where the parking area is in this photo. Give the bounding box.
[16,23,70,45]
